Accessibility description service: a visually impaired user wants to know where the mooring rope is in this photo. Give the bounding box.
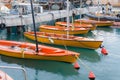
[75,55,91,71]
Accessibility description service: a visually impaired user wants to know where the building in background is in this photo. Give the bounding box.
[92,0,120,7]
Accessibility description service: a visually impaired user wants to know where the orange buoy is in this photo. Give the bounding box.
[88,71,95,80]
[101,47,108,55]
[74,61,80,69]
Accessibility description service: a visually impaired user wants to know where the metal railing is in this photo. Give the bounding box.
[0,66,27,80]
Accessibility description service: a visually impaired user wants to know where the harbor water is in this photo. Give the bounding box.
[0,25,120,80]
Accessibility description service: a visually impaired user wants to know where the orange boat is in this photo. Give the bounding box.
[55,21,96,30]
[39,25,89,35]
[24,32,103,49]
[0,40,79,63]
[75,19,114,27]
[0,70,13,80]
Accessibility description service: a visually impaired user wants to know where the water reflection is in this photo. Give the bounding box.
[114,28,120,35]
[0,55,79,76]
[96,27,113,32]
[67,47,101,62]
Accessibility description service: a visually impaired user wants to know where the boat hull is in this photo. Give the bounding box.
[75,19,114,27]
[24,32,103,49]
[39,25,89,35]
[0,40,79,63]
[55,21,96,30]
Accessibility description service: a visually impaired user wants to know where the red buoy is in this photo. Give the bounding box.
[101,47,108,55]
[74,61,80,69]
[88,71,95,80]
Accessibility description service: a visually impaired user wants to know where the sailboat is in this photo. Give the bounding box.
[0,40,79,63]
[39,25,89,35]
[55,21,96,30]
[75,19,114,27]
[24,0,103,50]
[79,0,114,27]
[24,31,103,49]
[39,0,90,35]
[0,0,79,63]
[55,1,96,31]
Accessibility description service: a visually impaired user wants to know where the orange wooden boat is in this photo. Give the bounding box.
[24,32,103,49]
[55,21,96,30]
[0,70,13,80]
[0,40,79,63]
[75,19,114,27]
[39,25,89,35]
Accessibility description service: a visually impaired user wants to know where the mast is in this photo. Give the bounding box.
[30,0,39,53]
[79,0,82,25]
[97,0,100,21]
[66,0,70,38]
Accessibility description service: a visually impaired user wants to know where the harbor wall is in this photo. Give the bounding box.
[0,7,94,27]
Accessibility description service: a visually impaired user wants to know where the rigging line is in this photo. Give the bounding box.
[76,56,91,71]
[60,37,68,52]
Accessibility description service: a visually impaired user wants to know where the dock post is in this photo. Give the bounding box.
[6,27,11,34]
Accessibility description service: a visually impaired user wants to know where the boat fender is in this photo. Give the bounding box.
[21,48,25,58]
[48,37,54,43]
[0,23,6,30]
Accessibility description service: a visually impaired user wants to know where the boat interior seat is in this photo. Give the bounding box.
[54,49,65,53]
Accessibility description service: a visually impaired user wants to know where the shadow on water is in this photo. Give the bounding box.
[67,47,101,62]
[0,55,79,76]
[96,27,114,32]
[114,28,120,35]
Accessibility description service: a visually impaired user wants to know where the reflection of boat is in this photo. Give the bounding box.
[71,48,101,62]
[1,55,78,76]
[39,25,89,35]
[55,21,96,30]
[85,13,120,22]
[0,40,79,63]
[24,32,103,49]
[0,70,13,80]
[75,18,114,27]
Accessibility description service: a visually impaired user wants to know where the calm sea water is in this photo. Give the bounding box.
[0,26,120,80]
